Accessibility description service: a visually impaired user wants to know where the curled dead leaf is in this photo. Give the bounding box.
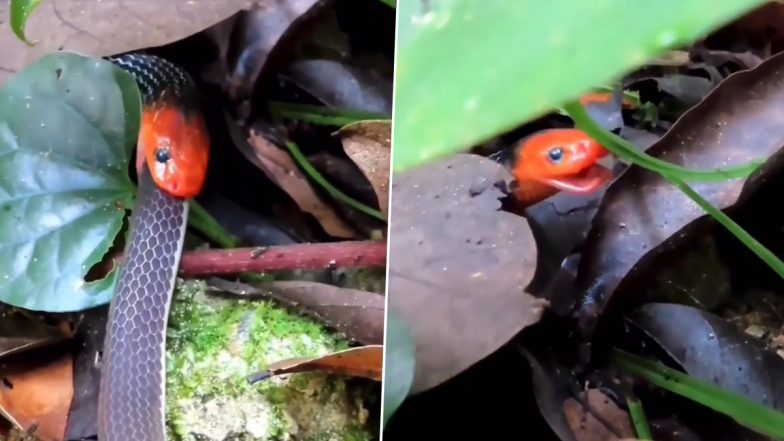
[339,120,391,219]
[0,0,252,84]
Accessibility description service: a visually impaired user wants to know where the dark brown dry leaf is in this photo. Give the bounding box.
[575,50,784,342]
[562,389,635,441]
[0,349,74,441]
[706,2,784,56]
[220,0,331,103]
[0,0,252,85]
[246,128,359,239]
[262,345,382,381]
[207,278,384,345]
[284,59,393,115]
[0,311,70,360]
[519,346,579,441]
[339,120,391,219]
[524,190,606,308]
[388,153,548,394]
[691,47,764,70]
[65,308,106,440]
[627,303,784,411]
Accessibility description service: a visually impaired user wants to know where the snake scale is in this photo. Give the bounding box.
[97,53,210,441]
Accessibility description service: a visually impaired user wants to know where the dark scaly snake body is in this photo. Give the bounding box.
[98,53,201,441]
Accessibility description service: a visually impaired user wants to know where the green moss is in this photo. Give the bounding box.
[164,279,372,441]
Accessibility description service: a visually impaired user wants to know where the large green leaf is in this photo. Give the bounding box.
[382,307,416,427]
[392,0,768,172]
[0,52,141,312]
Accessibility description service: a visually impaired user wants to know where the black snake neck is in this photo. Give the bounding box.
[107,53,199,110]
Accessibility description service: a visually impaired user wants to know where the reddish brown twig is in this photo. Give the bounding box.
[177,240,386,277]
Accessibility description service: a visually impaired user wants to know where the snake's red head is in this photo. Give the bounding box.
[137,105,210,199]
[513,128,611,194]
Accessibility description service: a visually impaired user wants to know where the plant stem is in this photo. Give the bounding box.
[177,240,387,276]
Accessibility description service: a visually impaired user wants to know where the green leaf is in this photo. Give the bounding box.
[392,0,768,172]
[382,308,416,427]
[0,52,141,312]
[612,349,784,439]
[10,0,43,45]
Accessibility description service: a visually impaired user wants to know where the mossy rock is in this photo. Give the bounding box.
[164,280,377,441]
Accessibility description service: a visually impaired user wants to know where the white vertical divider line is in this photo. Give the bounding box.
[379,0,402,439]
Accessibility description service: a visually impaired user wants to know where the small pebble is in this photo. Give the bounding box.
[744,325,767,339]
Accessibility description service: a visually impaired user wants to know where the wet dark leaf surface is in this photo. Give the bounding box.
[387,153,548,394]
[284,59,393,115]
[196,191,305,246]
[627,303,784,411]
[655,74,719,107]
[217,0,331,103]
[524,190,606,307]
[575,50,784,342]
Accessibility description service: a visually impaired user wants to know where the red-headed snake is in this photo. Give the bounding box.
[97,53,210,441]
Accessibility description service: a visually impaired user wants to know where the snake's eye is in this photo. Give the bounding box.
[155,148,171,163]
[547,146,564,163]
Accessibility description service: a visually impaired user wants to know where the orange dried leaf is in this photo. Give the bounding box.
[262,345,383,382]
[0,351,74,441]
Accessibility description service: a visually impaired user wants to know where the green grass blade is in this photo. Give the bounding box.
[565,99,784,294]
[662,172,784,279]
[626,393,653,440]
[563,101,762,181]
[10,0,42,45]
[612,349,784,439]
[268,101,387,127]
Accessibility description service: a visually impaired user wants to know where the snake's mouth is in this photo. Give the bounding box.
[538,164,613,194]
